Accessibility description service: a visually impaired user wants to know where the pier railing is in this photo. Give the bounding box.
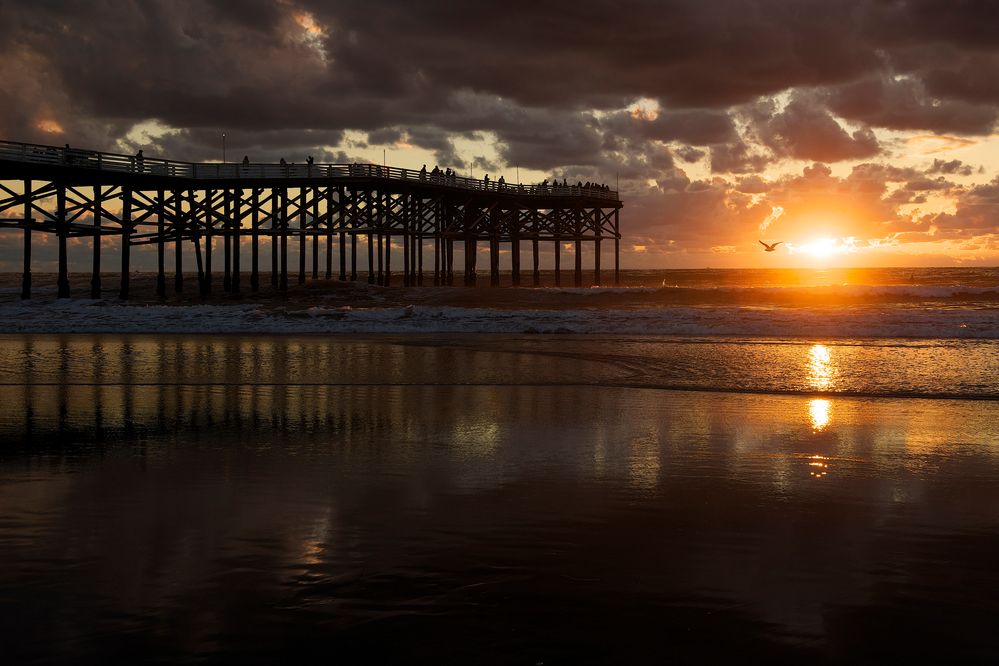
[0,139,620,201]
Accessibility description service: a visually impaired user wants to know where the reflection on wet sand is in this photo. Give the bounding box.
[1,336,999,662]
[809,398,831,432]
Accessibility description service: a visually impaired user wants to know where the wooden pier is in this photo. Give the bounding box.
[0,140,622,299]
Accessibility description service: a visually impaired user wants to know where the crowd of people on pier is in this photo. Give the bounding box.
[418,164,612,195]
[45,143,614,197]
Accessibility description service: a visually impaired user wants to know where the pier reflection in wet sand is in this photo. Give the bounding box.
[1,335,998,663]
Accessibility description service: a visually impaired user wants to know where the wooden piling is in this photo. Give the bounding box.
[232,188,241,293]
[119,187,132,300]
[280,188,289,291]
[298,187,306,285]
[175,189,183,293]
[251,188,260,292]
[223,188,232,292]
[155,189,165,297]
[20,179,30,300]
[56,183,69,298]
[532,238,540,286]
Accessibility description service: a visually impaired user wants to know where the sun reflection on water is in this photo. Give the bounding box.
[808,344,834,390]
[809,398,831,432]
[808,454,829,478]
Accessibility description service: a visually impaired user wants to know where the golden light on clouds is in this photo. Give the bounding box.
[758,205,784,233]
[629,98,660,122]
[294,11,325,36]
[35,119,64,134]
[905,134,977,155]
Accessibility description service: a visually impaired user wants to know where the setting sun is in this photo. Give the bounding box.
[789,237,857,259]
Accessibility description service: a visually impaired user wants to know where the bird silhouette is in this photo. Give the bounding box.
[759,241,782,252]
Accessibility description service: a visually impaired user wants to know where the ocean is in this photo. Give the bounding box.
[0,267,998,662]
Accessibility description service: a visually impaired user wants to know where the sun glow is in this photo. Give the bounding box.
[789,237,857,259]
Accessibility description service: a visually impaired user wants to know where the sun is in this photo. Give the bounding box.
[790,237,857,259]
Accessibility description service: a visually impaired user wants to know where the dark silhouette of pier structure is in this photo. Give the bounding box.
[0,140,622,299]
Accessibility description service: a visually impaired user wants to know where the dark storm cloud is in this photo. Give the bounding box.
[826,76,998,135]
[2,0,998,155]
[709,140,772,174]
[2,0,999,259]
[751,95,881,163]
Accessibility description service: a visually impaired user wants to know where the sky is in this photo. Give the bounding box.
[2,0,999,268]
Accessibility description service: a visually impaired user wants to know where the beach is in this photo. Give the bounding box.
[1,268,998,662]
[1,331,998,663]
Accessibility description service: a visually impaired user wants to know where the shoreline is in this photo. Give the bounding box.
[0,332,996,401]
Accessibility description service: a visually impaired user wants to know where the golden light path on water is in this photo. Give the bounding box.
[805,344,836,478]
[808,344,834,391]
[809,399,831,432]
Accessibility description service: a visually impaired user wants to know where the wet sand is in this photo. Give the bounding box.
[1,334,998,663]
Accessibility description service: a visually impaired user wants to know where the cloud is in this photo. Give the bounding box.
[827,75,998,135]
[1,0,999,265]
[759,206,784,233]
[752,95,881,163]
[927,159,976,177]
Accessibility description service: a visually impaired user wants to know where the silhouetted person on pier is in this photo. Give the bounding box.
[498,175,505,188]
[307,155,314,165]
[63,143,73,164]
[133,149,144,172]
[420,164,427,180]
[242,155,249,166]
[483,174,489,188]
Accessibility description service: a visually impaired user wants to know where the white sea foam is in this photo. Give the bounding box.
[1,299,997,338]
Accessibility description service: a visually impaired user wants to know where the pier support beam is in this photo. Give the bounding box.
[325,187,333,280]
[384,229,392,287]
[532,239,540,286]
[594,237,601,287]
[232,188,241,294]
[204,189,213,294]
[489,236,500,287]
[175,190,183,293]
[614,218,620,286]
[119,188,132,300]
[298,188,306,285]
[92,185,104,299]
[271,188,279,287]
[56,183,70,298]
[367,231,374,284]
[251,188,260,292]
[574,239,582,288]
[280,188,289,291]
[223,189,232,292]
[20,179,30,300]
[511,233,521,287]
[155,189,165,298]
[554,237,561,288]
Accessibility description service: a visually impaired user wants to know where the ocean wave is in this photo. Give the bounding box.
[1,300,998,338]
[539,283,999,303]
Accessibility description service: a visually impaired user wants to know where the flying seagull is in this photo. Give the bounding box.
[759,240,782,252]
